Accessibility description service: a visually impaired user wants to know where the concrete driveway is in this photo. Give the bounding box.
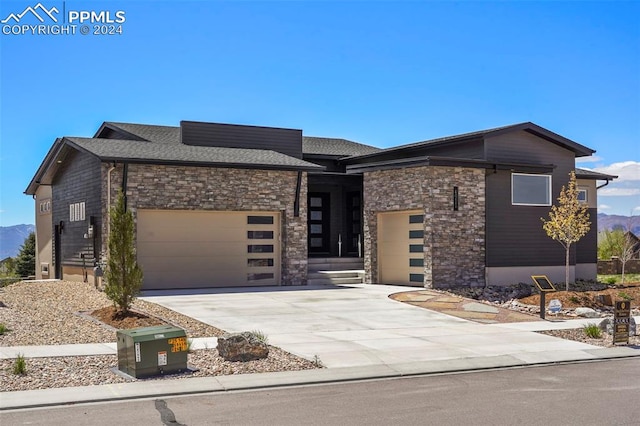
[141,284,600,368]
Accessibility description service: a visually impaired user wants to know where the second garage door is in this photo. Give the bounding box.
[378,210,425,287]
[137,210,280,290]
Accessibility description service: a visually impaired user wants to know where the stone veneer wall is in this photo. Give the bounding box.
[101,163,308,285]
[363,166,485,288]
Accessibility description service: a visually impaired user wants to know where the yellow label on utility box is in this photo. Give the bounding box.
[168,337,188,352]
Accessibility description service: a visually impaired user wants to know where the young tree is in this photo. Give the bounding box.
[619,230,639,284]
[541,171,591,291]
[597,229,625,260]
[104,190,143,314]
[14,232,36,278]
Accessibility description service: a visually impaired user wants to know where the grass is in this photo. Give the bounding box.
[249,330,269,344]
[618,291,633,301]
[598,274,640,285]
[583,323,602,339]
[13,353,27,375]
[0,323,9,335]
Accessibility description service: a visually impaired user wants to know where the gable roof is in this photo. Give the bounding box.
[100,122,381,157]
[65,137,321,170]
[347,122,596,161]
[302,136,381,157]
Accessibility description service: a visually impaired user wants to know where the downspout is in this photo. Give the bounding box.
[121,163,129,211]
[293,171,302,217]
[106,162,116,247]
[596,180,610,190]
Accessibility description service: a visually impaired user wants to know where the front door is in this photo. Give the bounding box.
[308,193,330,255]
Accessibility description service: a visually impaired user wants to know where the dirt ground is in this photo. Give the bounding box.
[518,283,640,310]
[91,306,166,329]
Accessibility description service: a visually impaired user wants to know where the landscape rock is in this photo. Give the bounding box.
[598,317,637,336]
[574,307,599,318]
[217,332,269,362]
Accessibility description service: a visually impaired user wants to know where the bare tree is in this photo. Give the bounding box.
[619,218,639,283]
[542,171,591,291]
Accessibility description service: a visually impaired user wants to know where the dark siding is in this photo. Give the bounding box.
[347,138,485,165]
[576,208,598,263]
[181,121,303,159]
[485,131,577,267]
[52,150,102,270]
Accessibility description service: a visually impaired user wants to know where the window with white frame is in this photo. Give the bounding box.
[512,173,552,206]
[577,188,588,204]
[69,202,86,222]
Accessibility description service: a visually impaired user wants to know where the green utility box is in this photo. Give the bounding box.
[116,325,188,378]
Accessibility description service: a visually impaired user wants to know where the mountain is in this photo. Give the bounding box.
[597,213,640,235]
[0,224,35,259]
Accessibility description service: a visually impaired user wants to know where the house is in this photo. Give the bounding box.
[25,121,616,289]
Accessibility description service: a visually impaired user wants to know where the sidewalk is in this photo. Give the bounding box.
[2,316,638,411]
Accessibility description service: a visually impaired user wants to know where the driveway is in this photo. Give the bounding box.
[141,284,600,368]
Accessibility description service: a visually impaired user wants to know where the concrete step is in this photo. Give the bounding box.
[307,269,365,285]
[308,258,364,272]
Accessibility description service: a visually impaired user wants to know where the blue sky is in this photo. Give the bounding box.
[1,0,638,227]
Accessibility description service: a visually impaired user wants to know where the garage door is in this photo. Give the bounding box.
[378,211,425,286]
[137,210,280,290]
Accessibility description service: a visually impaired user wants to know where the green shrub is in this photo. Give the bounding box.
[583,323,602,339]
[13,353,27,375]
[0,323,9,335]
[605,277,617,285]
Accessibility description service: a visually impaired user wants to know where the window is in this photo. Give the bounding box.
[247,216,273,225]
[577,188,588,203]
[512,174,551,206]
[69,201,86,222]
[39,199,51,214]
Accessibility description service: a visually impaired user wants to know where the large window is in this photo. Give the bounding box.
[512,173,551,206]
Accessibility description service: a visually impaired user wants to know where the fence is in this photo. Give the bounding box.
[597,258,640,275]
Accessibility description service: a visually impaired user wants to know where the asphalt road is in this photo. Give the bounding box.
[3,358,639,426]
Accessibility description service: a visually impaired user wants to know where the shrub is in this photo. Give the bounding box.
[13,353,27,375]
[605,277,617,285]
[583,323,602,339]
[0,323,9,335]
[14,233,35,278]
[104,190,143,314]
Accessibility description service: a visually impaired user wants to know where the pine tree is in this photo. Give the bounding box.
[541,171,591,291]
[104,190,143,314]
[15,232,35,278]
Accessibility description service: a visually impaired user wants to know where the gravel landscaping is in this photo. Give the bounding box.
[0,281,319,392]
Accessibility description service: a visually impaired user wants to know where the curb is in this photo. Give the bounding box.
[2,350,639,411]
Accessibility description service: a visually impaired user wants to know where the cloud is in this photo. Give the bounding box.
[598,188,640,197]
[593,161,640,182]
[599,204,612,210]
[634,206,640,212]
[575,155,603,164]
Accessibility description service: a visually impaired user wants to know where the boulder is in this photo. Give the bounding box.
[217,332,269,362]
[575,307,599,318]
[599,317,637,336]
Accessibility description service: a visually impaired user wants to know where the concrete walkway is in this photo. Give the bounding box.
[1,284,638,410]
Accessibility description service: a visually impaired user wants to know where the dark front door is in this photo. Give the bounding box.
[308,193,330,254]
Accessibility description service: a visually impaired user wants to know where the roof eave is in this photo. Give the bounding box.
[345,156,555,174]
